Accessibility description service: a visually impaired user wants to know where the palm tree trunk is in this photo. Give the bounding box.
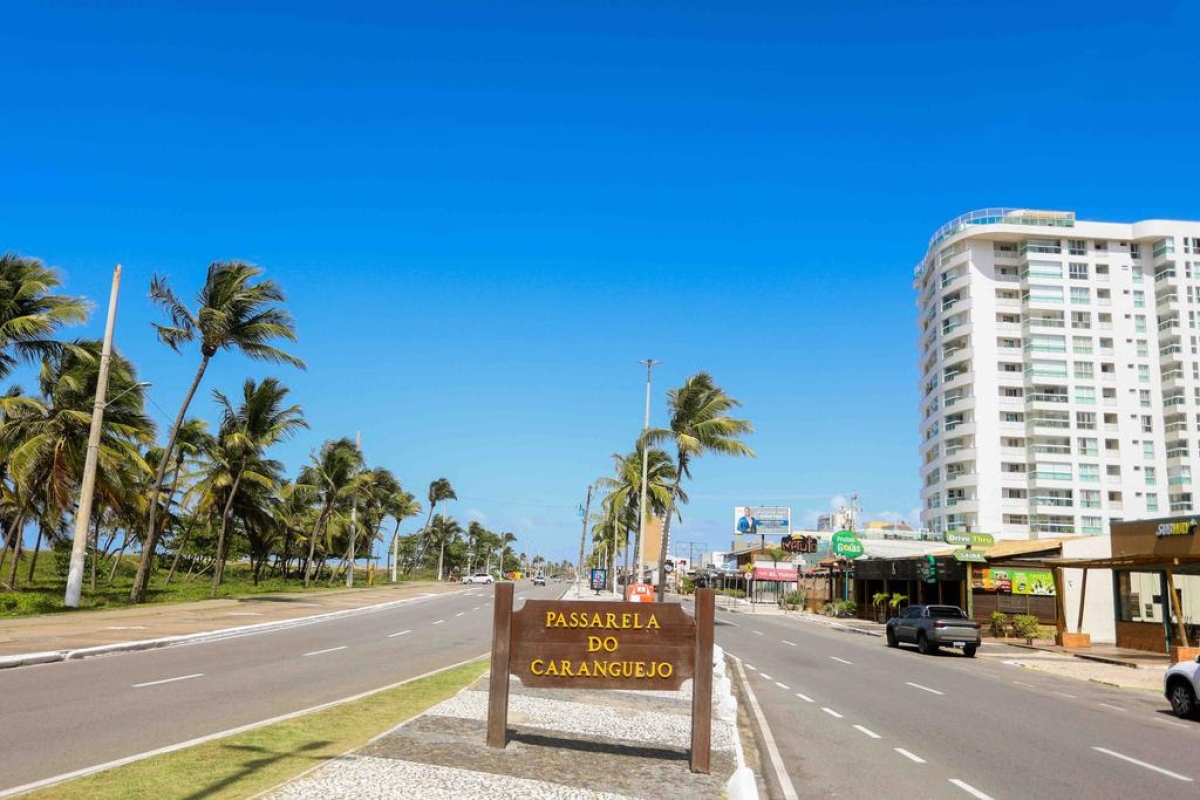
[4,502,32,590]
[409,506,436,575]
[437,540,446,581]
[211,457,247,596]
[163,515,200,587]
[132,355,211,603]
[90,515,101,591]
[654,472,684,602]
[26,524,45,583]
[304,506,330,588]
[107,531,131,585]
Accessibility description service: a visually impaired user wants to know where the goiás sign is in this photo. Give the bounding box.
[486,584,716,773]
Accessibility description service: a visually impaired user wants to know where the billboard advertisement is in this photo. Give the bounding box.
[734,506,792,537]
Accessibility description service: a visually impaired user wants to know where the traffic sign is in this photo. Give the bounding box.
[831,531,863,558]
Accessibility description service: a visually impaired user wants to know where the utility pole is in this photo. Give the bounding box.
[575,483,594,597]
[635,358,661,585]
[346,431,362,588]
[65,265,121,609]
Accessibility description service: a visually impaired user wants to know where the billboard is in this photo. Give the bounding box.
[734,506,791,537]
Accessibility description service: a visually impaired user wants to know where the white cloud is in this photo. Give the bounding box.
[829,494,847,509]
[467,508,490,524]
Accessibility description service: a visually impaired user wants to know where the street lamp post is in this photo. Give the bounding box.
[65,265,124,609]
[635,358,661,590]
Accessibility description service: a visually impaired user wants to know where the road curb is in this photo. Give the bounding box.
[0,591,445,671]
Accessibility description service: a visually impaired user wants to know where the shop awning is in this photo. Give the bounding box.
[753,566,798,582]
[1041,554,1200,570]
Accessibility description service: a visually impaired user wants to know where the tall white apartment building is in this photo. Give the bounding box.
[915,209,1200,540]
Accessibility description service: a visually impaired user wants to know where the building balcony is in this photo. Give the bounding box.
[944,498,979,513]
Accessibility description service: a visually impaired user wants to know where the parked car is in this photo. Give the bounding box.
[1164,654,1200,718]
[532,574,546,586]
[461,573,494,585]
[885,604,981,657]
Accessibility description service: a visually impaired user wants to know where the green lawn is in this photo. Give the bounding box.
[25,658,489,799]
[0,552,433,617]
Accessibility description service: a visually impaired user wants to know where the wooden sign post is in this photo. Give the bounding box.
[487,584,716,773]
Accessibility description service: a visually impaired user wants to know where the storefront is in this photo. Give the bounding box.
[849,556,966,621]
[1046,515,1200,658]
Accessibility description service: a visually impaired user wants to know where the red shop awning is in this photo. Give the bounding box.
[753,567,798,582]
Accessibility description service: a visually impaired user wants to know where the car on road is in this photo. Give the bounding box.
[532,574,546,586]
[885,604,981,657]
[1164,654,1200,718]
[461,573,494,584]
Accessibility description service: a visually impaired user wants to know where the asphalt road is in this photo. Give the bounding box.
[695,601,1200,800]
[0,581,566,794]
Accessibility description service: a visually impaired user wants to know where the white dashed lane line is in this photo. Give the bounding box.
[302,646,348,657]
[745,664,757,671]
[760,673,774,681]
[1054,691,1077,699]
[433,619,445,625]
[455,612,465,617]
[854,725,881,739]
[821,707,843,719]
[830,656,853,665]
[949,779,994,799]
[1012,681,1034,689]
[1092,747,1193,782]
[387,630,412,638]
[895,748,926,764]
[1097,703,1124,712]
[782,640,797,647]
[775,682,789,690]
[132,673,203,689]
[752,630,764,636]
[906,682,944,696]
[795,693,813,703]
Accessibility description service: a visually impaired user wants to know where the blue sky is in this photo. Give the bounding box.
[3,1,1198,562]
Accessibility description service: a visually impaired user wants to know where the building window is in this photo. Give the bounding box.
[1076,411,1096,430]
[1135,315,1147,333]
[1145,467,1157,486]
[1080,489,1101,508]
[1138,364,1150,383]
[1074,361,1094,379]
[1133,290,1145,308]
[1142,415,1153,432]
[1143,441,1155,459]
[1075,386,1096,405]
[1130,243,1142,260]
[1136,339,1148,358]
[1069,240,1087,256]
[1139,389,1151,408]
[1079,463,1100,482]
[1068,261,1088,279]
[1070,287,1090,305]
[1147,493,1159,511]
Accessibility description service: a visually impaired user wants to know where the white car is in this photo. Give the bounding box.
[461,573,494,585]
[1164,654,1200,718]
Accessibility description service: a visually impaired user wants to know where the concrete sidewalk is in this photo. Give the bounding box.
[262,583,756,800]
[0,582,460,667]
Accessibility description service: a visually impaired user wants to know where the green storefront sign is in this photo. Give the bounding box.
[831,530,864,558]
[942,531,995,548]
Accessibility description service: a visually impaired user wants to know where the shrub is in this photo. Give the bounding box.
[779,589,806,611]
[1013,614,1041,642]
[822,602,838,617]
[989,612,1010,638]
[715,588,745,599]
[838,599,857,617]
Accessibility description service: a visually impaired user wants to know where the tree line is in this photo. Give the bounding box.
[0,254,532,605]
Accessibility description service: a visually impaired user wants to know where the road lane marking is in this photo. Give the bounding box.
[775,682,789,690]
[745,664,757,671]
[226,612,263,617]
[1012,681,1035,688]
[455,612,465,617]
[106,626,149,630]
[387,630,412,638]
[759,673,774,681]
[302,646,348,657]
[132,673,203,688]
[733,658,798,800]
[906,682,944,696]
[433,620,445,625]
[1153,717,1189,729]
[821,707,843,719]
[782,640,797,646]
[795,693,813,703]
[949,779,993,799]
[1098,703,1124,712]
[895,748,926,764]
[473,607,481,611]
[1092,747,1193,782]
[830,656,853,665]
[752,630,763,636]
[724,620,741,627]
[1054,691,1077,699]
[854,725,881,739]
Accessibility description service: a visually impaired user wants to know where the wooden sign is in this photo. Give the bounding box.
[487,583,715,774]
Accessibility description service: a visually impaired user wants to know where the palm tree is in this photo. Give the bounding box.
[161,420,216,586]
[648,372,754,600]
[600,442,682,583]
[0,253,89,381]
[0,342,152,589]
[412,478,455,573]
[132,262,305,603]
[209,378,307,594]
[298,438,362,587]
[426,514,464,581]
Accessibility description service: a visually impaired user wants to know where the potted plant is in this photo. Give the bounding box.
[873,591,891,623]
[988,612,1009,639]
[888,592,908,617]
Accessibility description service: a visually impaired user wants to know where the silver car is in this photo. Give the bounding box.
[1164,653,1200,718]
[885,604,981,657]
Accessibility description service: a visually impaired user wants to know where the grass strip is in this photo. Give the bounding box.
[25,658,489,800]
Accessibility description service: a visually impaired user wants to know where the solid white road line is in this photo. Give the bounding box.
[949,779,993,799]
[433,620,445,625]
[895,748,926,764]
[795,692,813,703]
[854,725,881,739]
[732,658,799,800]
[830,656,853,665]
[906,682,944,696]
[821,707,843,719]
[131,673,203,689]
[302,646,348,657]
[387,630,412,638]
[775,682,789,690]
[1098,703,1124,712]
[782,640,797,646]
[1092,747,1193,782]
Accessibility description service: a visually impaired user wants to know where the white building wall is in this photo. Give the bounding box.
[1060,535,1115,644]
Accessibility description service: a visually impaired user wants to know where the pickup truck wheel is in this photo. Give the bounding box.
[886,628,898,648]
[962,644,977,658]
[1169,679,1199,719]
[917,633,936,655]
